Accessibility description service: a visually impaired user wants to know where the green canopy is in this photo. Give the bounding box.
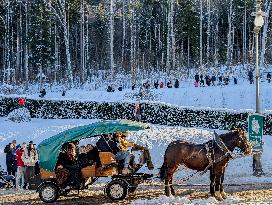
[37,120,149,172]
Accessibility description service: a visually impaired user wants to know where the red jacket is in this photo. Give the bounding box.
[160,82,164,88]
[16,149,24,167]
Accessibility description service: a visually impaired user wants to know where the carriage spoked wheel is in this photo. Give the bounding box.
[39,183,59,203]
[105,179,128,201]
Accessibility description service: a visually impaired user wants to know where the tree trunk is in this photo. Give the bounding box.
[260,0,271,69]
[109,0,115,80]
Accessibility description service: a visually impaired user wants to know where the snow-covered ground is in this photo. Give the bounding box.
[130,195,245,205]
[2,80,272,112]
[1,117,272,204]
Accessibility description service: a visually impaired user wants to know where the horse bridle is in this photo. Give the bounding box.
[214,130,251,159]
[214,131,241,159]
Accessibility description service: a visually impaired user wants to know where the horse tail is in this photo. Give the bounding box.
[159,162,167,180]
[159,146,170,180]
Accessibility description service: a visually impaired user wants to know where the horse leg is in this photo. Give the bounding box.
[170,178,176,196]
[209,168,215,197]
[164,177,170,196]
[164,165,176,196]
[220,167,227,199]
[214,167,224,201]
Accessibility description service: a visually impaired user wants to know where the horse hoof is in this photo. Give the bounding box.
[214,191,224,201]
[220,191,228,199]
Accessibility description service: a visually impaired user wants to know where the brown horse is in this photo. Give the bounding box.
[159,130,252,201]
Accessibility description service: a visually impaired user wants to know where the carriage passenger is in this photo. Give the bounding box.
[56,143,81,189]
[96,134,119,155]
[78,146,89,168]
[86,144,101,167]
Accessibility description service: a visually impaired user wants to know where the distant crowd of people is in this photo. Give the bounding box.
[4,140,39,189]
[107,79,180,93]
[248,70,271,84]
[37,71,272,97]
[194,74,234,87]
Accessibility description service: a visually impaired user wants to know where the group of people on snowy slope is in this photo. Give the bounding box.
[4,140,39,189]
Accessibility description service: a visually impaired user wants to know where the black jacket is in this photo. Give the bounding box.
[87,147,101,167]
[4,144,16,163]
[96,137,119,155]
[56,152,77,170]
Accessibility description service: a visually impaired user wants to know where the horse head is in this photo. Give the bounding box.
[232,128,252,156]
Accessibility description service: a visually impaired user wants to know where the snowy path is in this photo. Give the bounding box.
[1,183,272,204]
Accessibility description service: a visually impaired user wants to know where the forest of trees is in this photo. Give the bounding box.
[0,0,271,87]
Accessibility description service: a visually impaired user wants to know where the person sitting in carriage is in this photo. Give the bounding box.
[96,134,119,155]
[115,132,154,174]
[55,143,82,189]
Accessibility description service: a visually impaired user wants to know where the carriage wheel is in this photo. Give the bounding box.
[39,183,59,203]
[105,179,128,201]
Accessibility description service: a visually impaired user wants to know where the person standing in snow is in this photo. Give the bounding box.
[159,82,164,88]
[200,74,204,87]
[248,70,254,84]
[174,79,179,88]
[167,81,172,88]
[211,75,216,86]
[4,140,17,176]
[22,141,38,189]
[218,76,223,85]
[134,102,141,122]
[154,80,159,89]
[39,89,46,98]
[267,72,271,83]
[205,75,211,86]
[195,74,200,84]
[16,142,27,189]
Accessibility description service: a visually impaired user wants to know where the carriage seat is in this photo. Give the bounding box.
[81,152,118,178]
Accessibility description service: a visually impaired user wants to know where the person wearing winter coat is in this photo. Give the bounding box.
[22,141,38,189]
[167,81,172,88]
[205,75,211,86]
[267,72,271,83]
[134,102,141,122]
[78,146,89,168]
[195,74,200,83]
[86,144,101,167]
[154,81,159,89]
[4,140,17,176]
[16,143,27,189]
[39,89,46,98]
[248,70,254,84]
[211,75,216,86]
[174,79,179,88]
[159,82,164,88]
[56,143,81,188]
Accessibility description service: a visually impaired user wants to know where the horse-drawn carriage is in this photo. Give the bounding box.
[37,120,153,203]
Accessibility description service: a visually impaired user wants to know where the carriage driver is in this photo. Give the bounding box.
[115,132,135,174]
[115,132,154,174]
